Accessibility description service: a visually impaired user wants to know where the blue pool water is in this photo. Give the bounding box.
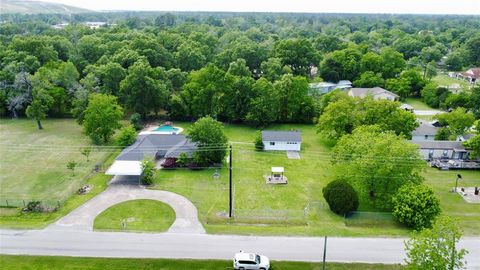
[154,125,179,133]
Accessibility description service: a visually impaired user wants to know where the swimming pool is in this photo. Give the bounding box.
[154,125,180,134]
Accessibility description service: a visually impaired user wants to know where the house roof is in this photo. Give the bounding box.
[349,87,399,98]
[409,140,466,150]
[262,130,302,142]
[462,68,480,79]
[116,134,197,161]
[413,121,439,136]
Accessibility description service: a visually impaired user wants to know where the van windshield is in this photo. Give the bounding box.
[256,255,261,264]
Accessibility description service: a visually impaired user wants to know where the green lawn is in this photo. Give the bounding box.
[152,123,480,237]
[153,123,410,237]
[404,98,433,110]
[94,199,175,232]
[423,169,480,235]
[0,118,118,229]
[0,119,110,201]
[431,74,471,90]
[0,255,405,270]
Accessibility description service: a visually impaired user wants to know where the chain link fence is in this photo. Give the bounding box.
[0,198,65,210]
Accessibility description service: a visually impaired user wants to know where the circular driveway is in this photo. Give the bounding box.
[47,182,205,234]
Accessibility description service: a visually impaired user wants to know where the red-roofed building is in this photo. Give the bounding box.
[458,68,480,84]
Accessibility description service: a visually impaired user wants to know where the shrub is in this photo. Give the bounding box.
[254,131,264,151]
[130,113,143,130]
[392,183,441,230]
[176,152,189,167]
[115,125,137,147]
[141,158,156,185]
[435,127,451,141]
[322,180,359,216]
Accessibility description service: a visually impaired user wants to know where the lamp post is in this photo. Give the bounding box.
[455,174,462,192]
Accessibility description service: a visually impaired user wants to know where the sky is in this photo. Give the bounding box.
[41,0,480,15]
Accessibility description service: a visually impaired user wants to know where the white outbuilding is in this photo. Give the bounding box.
[262,130,302,151]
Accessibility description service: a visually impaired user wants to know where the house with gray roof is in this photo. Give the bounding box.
[409,140,469,160]
[106,134,197,176]
[262,130,302,151]
[348,87,399,101]
[412,121,439,141]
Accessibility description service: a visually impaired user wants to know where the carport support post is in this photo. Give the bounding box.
[229,144,233,218]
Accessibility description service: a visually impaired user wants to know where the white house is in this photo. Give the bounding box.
[409,140,469,160]
[412,121,439,141]
[457,68,480,84]
[348,87,399,101]
[262,130,302,151]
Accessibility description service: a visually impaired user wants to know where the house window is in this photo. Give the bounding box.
[425,135,428,140]
[442,150,448,157]
[270,142,275,146]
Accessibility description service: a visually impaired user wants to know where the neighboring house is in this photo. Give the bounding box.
[409,140,469,160]
[348,87,400,101]
[412,121,439,141]
[457,68,480,84]
[106,134,196,176]
[262,130,302,151]
[308,80,352,95]
[457,134,475,142]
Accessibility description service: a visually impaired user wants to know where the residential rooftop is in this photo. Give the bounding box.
[262,130,302,142]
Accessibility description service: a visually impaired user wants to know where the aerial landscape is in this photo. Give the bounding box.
[0,0,479,269]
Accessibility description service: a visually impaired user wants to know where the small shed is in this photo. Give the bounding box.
[262,130,302,151]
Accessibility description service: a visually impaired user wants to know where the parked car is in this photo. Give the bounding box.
[233,251,270,270]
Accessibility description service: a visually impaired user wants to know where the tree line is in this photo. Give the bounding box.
[1,12,479,127]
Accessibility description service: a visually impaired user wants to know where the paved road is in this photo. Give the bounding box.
[47,184,205,234]
[1,229,479,268]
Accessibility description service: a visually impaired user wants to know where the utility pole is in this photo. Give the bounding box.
[322,236,327,270]
[229,144,233,218]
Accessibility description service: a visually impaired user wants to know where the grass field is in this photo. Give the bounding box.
[94,199,175,232]
[0,119,110,201]
[431,74,471,90]
[0,119,118,229]
[152,122,480,236]
[404,98,433,110]
[0,255,405,270]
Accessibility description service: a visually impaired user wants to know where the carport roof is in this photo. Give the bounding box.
[105,160,142,176]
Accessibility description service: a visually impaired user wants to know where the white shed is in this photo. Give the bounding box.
[262,130,302,151]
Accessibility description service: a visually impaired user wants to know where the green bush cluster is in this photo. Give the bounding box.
[322,180,359,216]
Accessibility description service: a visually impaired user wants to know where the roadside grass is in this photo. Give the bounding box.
[0,255,405,270]
[0,119,110,200]
[0,158,115,229]
[94,199,175,232]
[404,98,433,110]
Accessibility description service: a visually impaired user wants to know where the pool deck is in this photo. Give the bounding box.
[139,125,184,135]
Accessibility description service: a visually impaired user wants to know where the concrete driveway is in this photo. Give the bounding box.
[46,182,205,234]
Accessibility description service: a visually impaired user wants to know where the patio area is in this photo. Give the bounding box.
[456,187,480,204]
